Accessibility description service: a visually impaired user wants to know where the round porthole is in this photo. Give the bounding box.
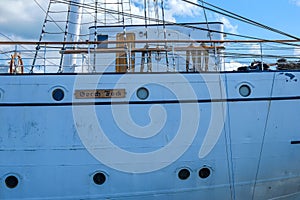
[178,168,190,180]
[93,172,106,185]
[199,167,211,179]
[136,87,149,100]
[52,88,65,101]
[5,175,19,189]
[239,85,251,97]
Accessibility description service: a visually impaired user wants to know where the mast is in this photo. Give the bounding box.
[63,0,84,73]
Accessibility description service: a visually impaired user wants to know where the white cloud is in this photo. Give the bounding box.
[0,0,201,41]
[248,43,261,55]
[0,0,47,40]
[225,60,243,71]
[290,0,300,6]
[0,0,237,41]
[131,0,200,24]
[294,47,300,58]
[216,16,238,34]
[167,0,201,18]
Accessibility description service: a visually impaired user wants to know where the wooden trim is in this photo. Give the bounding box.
[0,39,299,45]
[61,46,225,55]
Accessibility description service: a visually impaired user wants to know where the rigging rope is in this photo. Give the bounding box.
[161,0,169,71]
[31,1,53,72]
[181,0,300,40]
[223,74,236,200]
[140,0,151,72]
[154,0,159,24]
[27,0,300,73]
[144,0,148,40]
[200,0,212,42]
[57,1,71,73]
[92,0,98,72]
[54,0,300,47]
[251,72,276,200]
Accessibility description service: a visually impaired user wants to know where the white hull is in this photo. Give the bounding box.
[1,71,300,199]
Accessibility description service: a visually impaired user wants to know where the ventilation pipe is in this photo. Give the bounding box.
[63,0,84,73]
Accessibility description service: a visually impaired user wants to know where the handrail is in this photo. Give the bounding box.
[60,46,225,55]
[0,39,299,45]
[0,39,299,74]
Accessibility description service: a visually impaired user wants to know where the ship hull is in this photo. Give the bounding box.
[1,71,300,199]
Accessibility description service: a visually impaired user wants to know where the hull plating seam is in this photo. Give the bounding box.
[0,96,299,107]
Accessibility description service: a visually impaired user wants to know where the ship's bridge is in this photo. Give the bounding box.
[59,22,225,73]
[88,23,225,73]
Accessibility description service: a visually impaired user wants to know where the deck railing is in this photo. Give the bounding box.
[0,39,299,74]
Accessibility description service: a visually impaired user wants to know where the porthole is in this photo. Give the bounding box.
[239,85,251,97]
[93,172,106,185]
[52,88,65,101]
[199,167,211,179]
[5,175,19,189]
[139,31,144,37]
[178,168,190,180]
[136,87,149,100]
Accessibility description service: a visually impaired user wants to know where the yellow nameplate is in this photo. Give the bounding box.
[75,89,126,99]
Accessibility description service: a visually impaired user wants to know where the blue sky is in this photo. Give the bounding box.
[170,0,300,40]
[0,0,299,41]
[205,0,300,40]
